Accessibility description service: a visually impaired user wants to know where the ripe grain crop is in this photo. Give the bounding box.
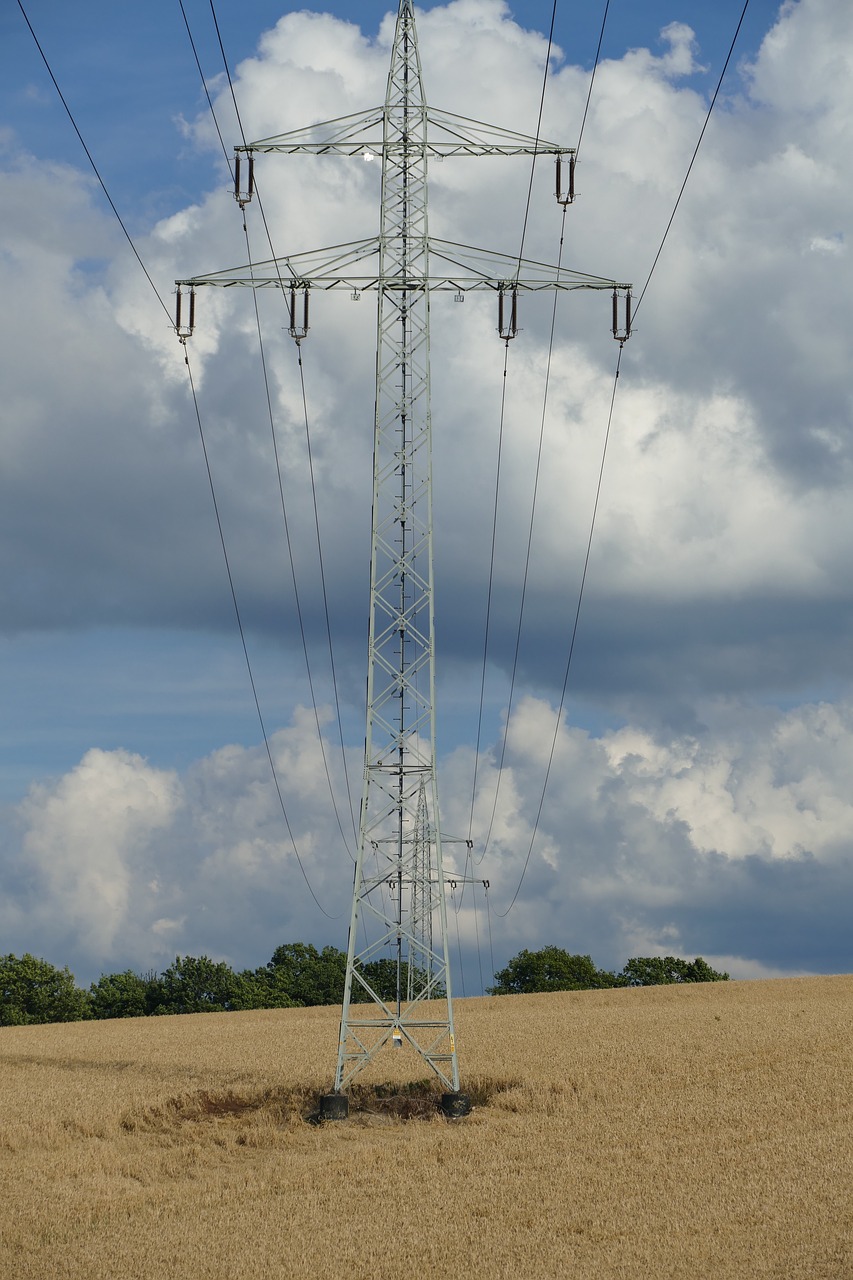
[1,976,852,1279]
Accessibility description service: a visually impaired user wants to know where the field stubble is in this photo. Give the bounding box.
[1,977,852,1279]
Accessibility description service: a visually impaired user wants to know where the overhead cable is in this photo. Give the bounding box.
[241,220,358,859]
[183,346,343,918]
[467,0,561,851]
[18,0,341,918]
[16,0,172,325]
[496,0,753,916]
[470,1,614,853]
[575,0,610,159]
[634,0,751,318]
[512,0,558,277]
[494,345,622,918]
[188,0,359,849]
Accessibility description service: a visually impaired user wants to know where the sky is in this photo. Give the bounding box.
[2,0,852,992]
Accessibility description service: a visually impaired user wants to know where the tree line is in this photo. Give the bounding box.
[0,943,728,1027]
[488,946,729,994]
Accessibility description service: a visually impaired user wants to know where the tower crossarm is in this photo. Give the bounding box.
[239,107,573,159]
[177,237,629,295]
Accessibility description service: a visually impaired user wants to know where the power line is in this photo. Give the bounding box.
[512,0,559,277]
[575,0,610,160]
[240,218,357,859]
[182,345,343,919]
[17,0,341,919]
[494,346,622,918]
[175,0,358,850]
[469,0,614,855]
[199,0,359,847]
[495,0,753,916]
[15,0,172,326]
[207,0,248,146]
[634,0,751,319]
[294,345,360,848]
[177,0,233,173]
[466,0,562,853]
[467,342,510,845]
[477,203,571,864]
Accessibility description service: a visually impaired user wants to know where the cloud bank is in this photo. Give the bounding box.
[2,0,852,984]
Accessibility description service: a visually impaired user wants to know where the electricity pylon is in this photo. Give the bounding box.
[177,0,630,1113]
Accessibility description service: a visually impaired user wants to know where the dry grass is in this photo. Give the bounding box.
[2,977,853,1279]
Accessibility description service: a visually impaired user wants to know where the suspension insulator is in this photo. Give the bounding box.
[612,288,632,343]
[556,152,576,206]
[287,287,310,341]
[234,152,255,207]
[175,286,196,339]
[498,286,518,341]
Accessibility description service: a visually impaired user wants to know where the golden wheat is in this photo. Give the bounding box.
[1,977,852,1279]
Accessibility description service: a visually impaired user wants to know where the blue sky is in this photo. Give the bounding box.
[2,1,779,222]
[2,0,853,989]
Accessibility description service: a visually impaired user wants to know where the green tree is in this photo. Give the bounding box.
[236,967,298,1010]
[618,955,729,986]
[152,955,250,1015]
[488,946,616,995]
[686,956,729,983]
[89,969,164,1019]
[0,953,90,1026]
[263,943,348,1006]
[261,944,445,1007]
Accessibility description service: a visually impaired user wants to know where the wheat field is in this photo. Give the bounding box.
[1,975,852,1279]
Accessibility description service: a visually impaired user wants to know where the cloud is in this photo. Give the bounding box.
[1,0,853,985]
[1,712,356,981]
[7,748,182,963]
[4,692,852,985]
[442,692,853,979]
[2,0,849,703]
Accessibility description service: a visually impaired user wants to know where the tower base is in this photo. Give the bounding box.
[441,1092,472,1119]
[319,1093,349,1121]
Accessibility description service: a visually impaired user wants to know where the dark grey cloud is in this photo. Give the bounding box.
[1,0,852,986]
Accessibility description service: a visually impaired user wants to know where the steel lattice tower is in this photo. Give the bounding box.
[177,0,630,1110]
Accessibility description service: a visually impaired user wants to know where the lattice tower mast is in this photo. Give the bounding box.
[334,0,458,1096]
[176,0,631,1102]
[407,779,433,1004]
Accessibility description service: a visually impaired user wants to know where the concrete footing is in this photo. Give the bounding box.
[440,1091,472,1118]
[318,1093,349,1121]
